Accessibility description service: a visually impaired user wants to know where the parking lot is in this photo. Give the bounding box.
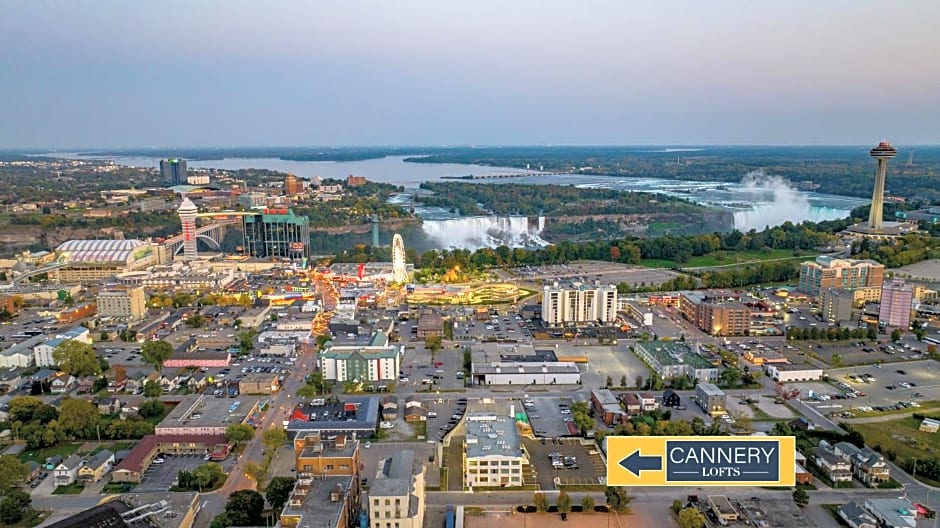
[800,360,940,414]
[521,437,605,489]
[523,396,576,438]
[136,454,228,493]
[510,261,679,288]
[425,396,467,442]
[399,342,466,391]
[575,344,649,389]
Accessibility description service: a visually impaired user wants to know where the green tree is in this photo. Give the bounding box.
[315,333,332,351]
[891,329,902,342]
[190,462,226,491]
[605,486,633,513]
[138,399,165,419]
[533,492,550,512]
[792,488,809,507]
[225,424,256,444]
[7,396,44,423]
[141,340,174,373]
[606,375,613,387]
[99,331,109,341]
[677,507,706,528]
[831,353,843,367]
[225,490,264,525]
[425,334,443,357]
[0,489,33,524]
[243,461,266,483]
[671,499,684,514]
[867,325,878,340]
[53,339,101,376]
[581,495,595,512]
[635,375,645,389]
[58,398,100,439]
[210,512,250,528]
[719,368,742,387]
[262,427,287,451]
[297,384,318,399]
[555,490,572,513]
[0,455,28,488]
[143,379,163,398]
[238,330,258,354]
[266,476,297,511]
[620,374,627,388]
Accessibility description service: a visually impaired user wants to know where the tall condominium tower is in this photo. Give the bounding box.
[161,158,188,186]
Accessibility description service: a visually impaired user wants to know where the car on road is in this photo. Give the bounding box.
[897,369,907,375]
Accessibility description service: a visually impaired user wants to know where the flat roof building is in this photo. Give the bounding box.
[464,412,527,488]
[279,475,358,528]
[634,341,719,382]
[695,382,726,416]
[541,282,617,326]
[368,450,425,528]
[470,361,581,386]
[799,256,884,297]
[96,286,147,321]
[679,291,750,336]
[293,431,361,477]
[155,395,262,436]
[879,279,913,329]
[767,363,823,383]
[319,331,401,383]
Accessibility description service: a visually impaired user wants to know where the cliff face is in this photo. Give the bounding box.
[313,218,420,235]
[541,210,735,241]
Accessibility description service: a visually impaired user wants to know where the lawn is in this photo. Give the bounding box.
[643,249,820,270]
[18,442,81,464]
[52,482,85,495]
[852,415,940,468]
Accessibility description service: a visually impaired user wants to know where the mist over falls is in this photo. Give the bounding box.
[730,170,856,231]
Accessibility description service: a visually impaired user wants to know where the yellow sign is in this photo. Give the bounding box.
[606,436,796,487]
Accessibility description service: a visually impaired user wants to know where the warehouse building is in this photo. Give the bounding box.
[633,341,719,382]
[470,361,581,386]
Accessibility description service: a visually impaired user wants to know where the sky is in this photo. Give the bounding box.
[2,1,939,148]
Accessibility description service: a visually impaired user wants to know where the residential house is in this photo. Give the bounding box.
[637,392,658,412]
[50,373,76,394]
[789,417,814,432]
[619,392,641,414]
[839,501,879,528]
[124,371,148,393]
[404,406,426,422]
[97,397,123,415]
[24,461,42,481]
[380,396,399,421]
[78,450,114,483]
[188,372,210,392]
[662,389,680,408]
[813,441,853,483]
[44,455,63,471]
[54,454,84,486]
[76,376,96,394]
[835,442,890,486]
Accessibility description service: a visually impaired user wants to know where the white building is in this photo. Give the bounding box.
[767,363,823,382]
[464,412,527,488]
[318,331,401,383]
[33,337,63,368]
[470,362,581,386]
[541,282,617,326]
[56,327,92,344]
[0,335,44,368]
[54,454,83,487]
[368,450,425,528]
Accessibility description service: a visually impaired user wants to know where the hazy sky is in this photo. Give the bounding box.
[3,1,939,148]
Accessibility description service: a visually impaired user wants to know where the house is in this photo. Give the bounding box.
[78,450,114,483]
[54,454,84,486]
[404,406,426,422]
[813,441,852,482]
[789,417,814,432]
[50,373,76,394]
[794,451,813,485]
[637,392,658,411]
[662,389,680,408]
[24,460,42,481]
[76,376,96,394]
[188,372,210,392]
[619,392,641,414]
[105,369,127,392]
[839,501,879,528]
[835,442,890,486]
[404,396,423,409]
[124,371,148,393]
[97,397,123,415]
[380,396,399,421]
[920,418,940,433]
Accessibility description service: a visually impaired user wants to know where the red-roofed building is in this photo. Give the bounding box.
[111,434,226,483]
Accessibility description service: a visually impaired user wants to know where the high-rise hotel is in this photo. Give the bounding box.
[541,282,617,326]
[798,256,885,298]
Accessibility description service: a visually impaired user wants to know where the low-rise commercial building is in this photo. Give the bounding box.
[0,334,44,368]
[111,434,227,483]
[633,341,719,382]
[590,389,626,425]
[279,475,358,528]
[464,412,527,488]
[154,395,262,436]
[238,373,280,394]
[766,363,823,382]
[293,432,361,477]
[695,382,726,415]
[318,331,401,383]
[471,362,581,386]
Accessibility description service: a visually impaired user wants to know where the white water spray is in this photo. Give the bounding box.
[731,170,851,231]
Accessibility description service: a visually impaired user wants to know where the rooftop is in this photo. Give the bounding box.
[287,396,380,434]
[281,475,353,527]
[157,394,262,430]
[295,431,359,460]
[370,450,417,498]
[696,382,724,396]
[465,412,523,459]
[736,498,815,528]
[635,341,714,369]
[113,434,227,475]
[472,362,579,375]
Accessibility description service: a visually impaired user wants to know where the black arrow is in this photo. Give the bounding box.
[618,449,662,477]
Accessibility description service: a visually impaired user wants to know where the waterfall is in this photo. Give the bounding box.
[421,216,548,250]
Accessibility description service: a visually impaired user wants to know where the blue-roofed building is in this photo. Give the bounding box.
[56,326,91,343]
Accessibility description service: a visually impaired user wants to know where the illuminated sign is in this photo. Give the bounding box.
[606,436,795,487]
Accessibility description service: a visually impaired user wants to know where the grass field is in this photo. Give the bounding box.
[643,248,820,270]
[18,442,81,464]
[852,415,940,470]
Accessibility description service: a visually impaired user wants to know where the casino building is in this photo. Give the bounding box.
[53,239,156,282]
[242,208,310,261]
